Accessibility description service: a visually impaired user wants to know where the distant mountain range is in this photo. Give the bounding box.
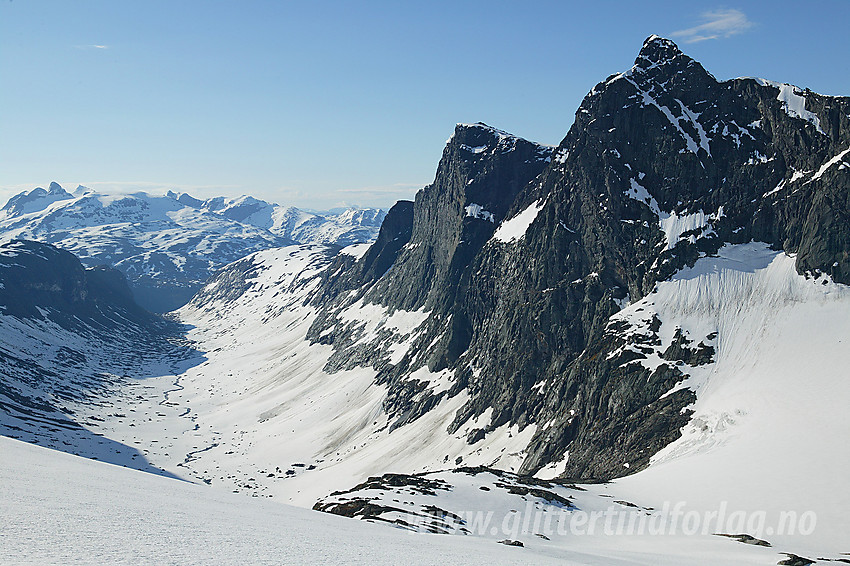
[0,183,385,311]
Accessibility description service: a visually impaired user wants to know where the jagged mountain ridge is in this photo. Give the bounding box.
[306,35,850,481]
[0,183,386,312]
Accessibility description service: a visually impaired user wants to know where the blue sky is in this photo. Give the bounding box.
[2,1,849,210]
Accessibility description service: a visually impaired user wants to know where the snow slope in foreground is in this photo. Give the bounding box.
[0,436,554,566]
[0,435,784,566]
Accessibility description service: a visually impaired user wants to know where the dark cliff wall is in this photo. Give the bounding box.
[307,36,850,481]
[0,239,159,329]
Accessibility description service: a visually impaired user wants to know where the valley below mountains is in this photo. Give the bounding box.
[2,36,849,565]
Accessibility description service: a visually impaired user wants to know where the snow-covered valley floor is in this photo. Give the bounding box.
[3,243,849,564]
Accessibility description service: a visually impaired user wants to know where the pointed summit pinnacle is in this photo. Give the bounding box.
[634,35,688,69]
[625,35,715,88]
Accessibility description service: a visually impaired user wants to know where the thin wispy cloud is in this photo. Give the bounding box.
[670,9,753,43]
[83,181,242,196]
[75,44,110,50]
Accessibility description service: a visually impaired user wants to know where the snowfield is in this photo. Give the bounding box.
[0,436,569,566]
[611,243,850,557]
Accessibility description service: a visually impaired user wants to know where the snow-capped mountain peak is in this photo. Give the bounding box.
[0,181,74,217]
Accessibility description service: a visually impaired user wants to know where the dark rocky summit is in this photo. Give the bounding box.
[0,239,157,328]
[307,36,850,481]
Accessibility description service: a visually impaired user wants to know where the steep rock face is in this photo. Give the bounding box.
[307,124,554,421]
[462,36,850,479]
[0,239,156,328]
[357,201,414,284]
[311,36,850,481]
[315,200,414,303]
[366,123,553,312]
